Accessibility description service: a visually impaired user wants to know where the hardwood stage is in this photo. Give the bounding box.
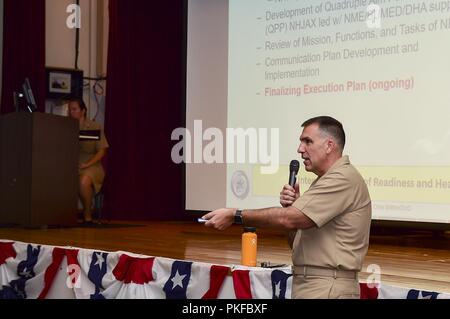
[0,221,449,294]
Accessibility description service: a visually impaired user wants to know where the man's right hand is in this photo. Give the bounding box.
[280,183,300,207]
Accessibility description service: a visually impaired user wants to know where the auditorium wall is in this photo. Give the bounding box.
[45,0,109,124]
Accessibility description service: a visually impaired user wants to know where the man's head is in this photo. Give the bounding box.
[298,116,346,177]
[68,98,87,120]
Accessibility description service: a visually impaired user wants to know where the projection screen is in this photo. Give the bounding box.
[185,0,450,224]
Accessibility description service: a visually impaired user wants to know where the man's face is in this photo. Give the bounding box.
[297,123,329,176]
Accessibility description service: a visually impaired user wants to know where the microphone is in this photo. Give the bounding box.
[289,160,300,187]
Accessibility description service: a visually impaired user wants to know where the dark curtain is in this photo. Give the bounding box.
[1,0,45,114]
[104,0,186,220]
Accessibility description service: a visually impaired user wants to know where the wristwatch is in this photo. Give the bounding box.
[234,209,243,225]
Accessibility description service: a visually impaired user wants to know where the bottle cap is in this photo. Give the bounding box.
[244,227,256,233]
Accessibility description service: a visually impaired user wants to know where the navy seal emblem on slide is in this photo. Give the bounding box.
[231,171,250,200]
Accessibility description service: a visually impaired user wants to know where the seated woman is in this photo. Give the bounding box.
[68,98,109,223]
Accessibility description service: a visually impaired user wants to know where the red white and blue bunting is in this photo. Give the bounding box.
[1,240,448,299]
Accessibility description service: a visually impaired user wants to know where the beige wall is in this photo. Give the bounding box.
[46,0,108,123]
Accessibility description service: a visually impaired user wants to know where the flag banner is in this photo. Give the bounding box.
[1,240,449,299]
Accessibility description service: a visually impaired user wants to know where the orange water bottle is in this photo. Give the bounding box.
[241,227,257,267]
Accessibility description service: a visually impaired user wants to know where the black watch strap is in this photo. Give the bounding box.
[234,209,243,225]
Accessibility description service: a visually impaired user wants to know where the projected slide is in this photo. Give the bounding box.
[225,0,450,223]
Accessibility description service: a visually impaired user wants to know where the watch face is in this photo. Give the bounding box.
[231,170,249,200]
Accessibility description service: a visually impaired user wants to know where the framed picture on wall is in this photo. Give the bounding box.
[49,72,71,94]
[46,67,84,100]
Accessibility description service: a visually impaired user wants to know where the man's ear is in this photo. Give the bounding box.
[326,139,334,154]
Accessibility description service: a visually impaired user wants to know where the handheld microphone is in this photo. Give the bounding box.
[289,160,300,187]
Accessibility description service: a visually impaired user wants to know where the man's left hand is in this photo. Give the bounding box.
[202,208,236,231]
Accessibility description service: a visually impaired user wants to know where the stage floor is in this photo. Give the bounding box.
[0,221,449,294]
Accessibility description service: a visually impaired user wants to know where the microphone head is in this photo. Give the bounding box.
[289,160,300,174]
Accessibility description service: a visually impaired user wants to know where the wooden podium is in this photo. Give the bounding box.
[0,112,79,227]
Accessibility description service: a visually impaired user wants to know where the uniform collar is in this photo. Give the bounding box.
[321,155,350,178]
[80,119,92,129]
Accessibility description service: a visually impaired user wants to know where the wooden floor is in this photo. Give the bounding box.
[0,221,449,294]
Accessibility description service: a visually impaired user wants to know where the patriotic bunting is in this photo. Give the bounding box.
[0,240,448,299]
